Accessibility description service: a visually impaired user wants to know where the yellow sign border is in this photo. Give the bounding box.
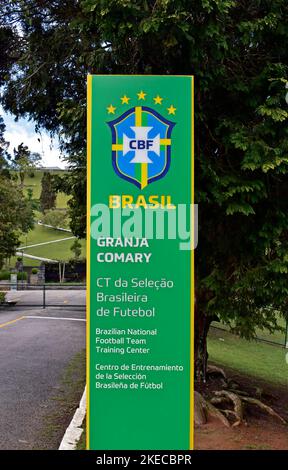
[86,74,92,450]
[86,74,194,450]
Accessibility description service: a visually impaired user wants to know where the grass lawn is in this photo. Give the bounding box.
[2,170,85,269]
[16,170,70,209]
[4,218,85,268]
[25,237,86,261]
[4,221,75,268]
[6,256,41,268]
[212,314,287,347]
[34,349,86,450]
[208,327,288,386]
[254,315,287,345]
[19,219,71,247]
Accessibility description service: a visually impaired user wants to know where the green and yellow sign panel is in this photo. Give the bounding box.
[87,75,194,450]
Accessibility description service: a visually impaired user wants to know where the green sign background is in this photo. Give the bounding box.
[87,75,194,450]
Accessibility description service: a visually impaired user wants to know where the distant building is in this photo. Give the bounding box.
[35,166,67,171]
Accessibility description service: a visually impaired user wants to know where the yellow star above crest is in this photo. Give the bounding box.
[167,104,176,115]
[107,104,116,114]
[121,95,130,104]
[137,90,146,100]
[153,95,163,105]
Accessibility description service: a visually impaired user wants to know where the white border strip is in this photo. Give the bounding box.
[59,386,86,450]
[38,221,72,232]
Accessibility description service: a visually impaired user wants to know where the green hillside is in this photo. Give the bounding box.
[17,169,70,209]
[4,169,86,269]
[19,220,70,246]
[24,238,86,262]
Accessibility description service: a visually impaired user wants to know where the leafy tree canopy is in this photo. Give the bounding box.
[0,115,9,171]
[71,238,82,260]
[1,0,288,353]
[0,118,34,269]
[41,208,68,228]
[12,143,41,186]
[39,171,56,213]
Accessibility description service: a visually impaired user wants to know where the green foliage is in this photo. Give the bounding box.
[0,175,34,268]
[31,268,38,275]
[0,116,9,169]
[41,209,68,228]
[70,238,82,260]
[12,143,41,187]
[1,0,288,341]
[0,292,6,303]
[40,172,57,213]
[0,271,27,281]
[27,188,33,200]
[0,119,34,270]
[0,271,10,281]
[17,271,27,280]
[17,170,69,208]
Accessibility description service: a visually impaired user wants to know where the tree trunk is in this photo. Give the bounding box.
[194,302,216,383]
[20,172,24,188]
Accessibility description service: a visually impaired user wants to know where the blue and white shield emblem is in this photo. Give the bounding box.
[107,106,175,189]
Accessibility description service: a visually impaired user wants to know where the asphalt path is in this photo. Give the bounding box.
[6,289,86,307]
[0,293,86,450]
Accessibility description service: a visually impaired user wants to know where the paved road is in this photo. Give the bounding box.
[0,297,86,450]
[6,289,86,307]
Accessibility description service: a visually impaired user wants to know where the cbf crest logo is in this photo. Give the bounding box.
[107,92,176,189]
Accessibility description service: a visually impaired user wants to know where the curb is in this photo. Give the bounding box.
[59,386,86,450]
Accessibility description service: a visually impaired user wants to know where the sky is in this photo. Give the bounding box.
[0,106,66,169]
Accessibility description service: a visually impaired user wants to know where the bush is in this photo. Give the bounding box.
[31,268,38,275]
[17,272,27,280]
[0,292,6,303]
[70,239,82,259]
[0,271,10,281]
[0,271,27,281]
[42,209,68,228]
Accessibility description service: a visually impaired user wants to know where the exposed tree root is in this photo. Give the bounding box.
[195,365,287,428]
[241,396,286,424]
[221,409,238,419]
[206,365,227,380]
[214,390,244,426]
[210,396,230,406]
[229,389,249,397]
[194,391,207,425]
[206,400,230,428]
[194,391,230,427]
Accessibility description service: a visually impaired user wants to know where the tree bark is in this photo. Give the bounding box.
[20,172,24,188]
[194,300,217,383]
